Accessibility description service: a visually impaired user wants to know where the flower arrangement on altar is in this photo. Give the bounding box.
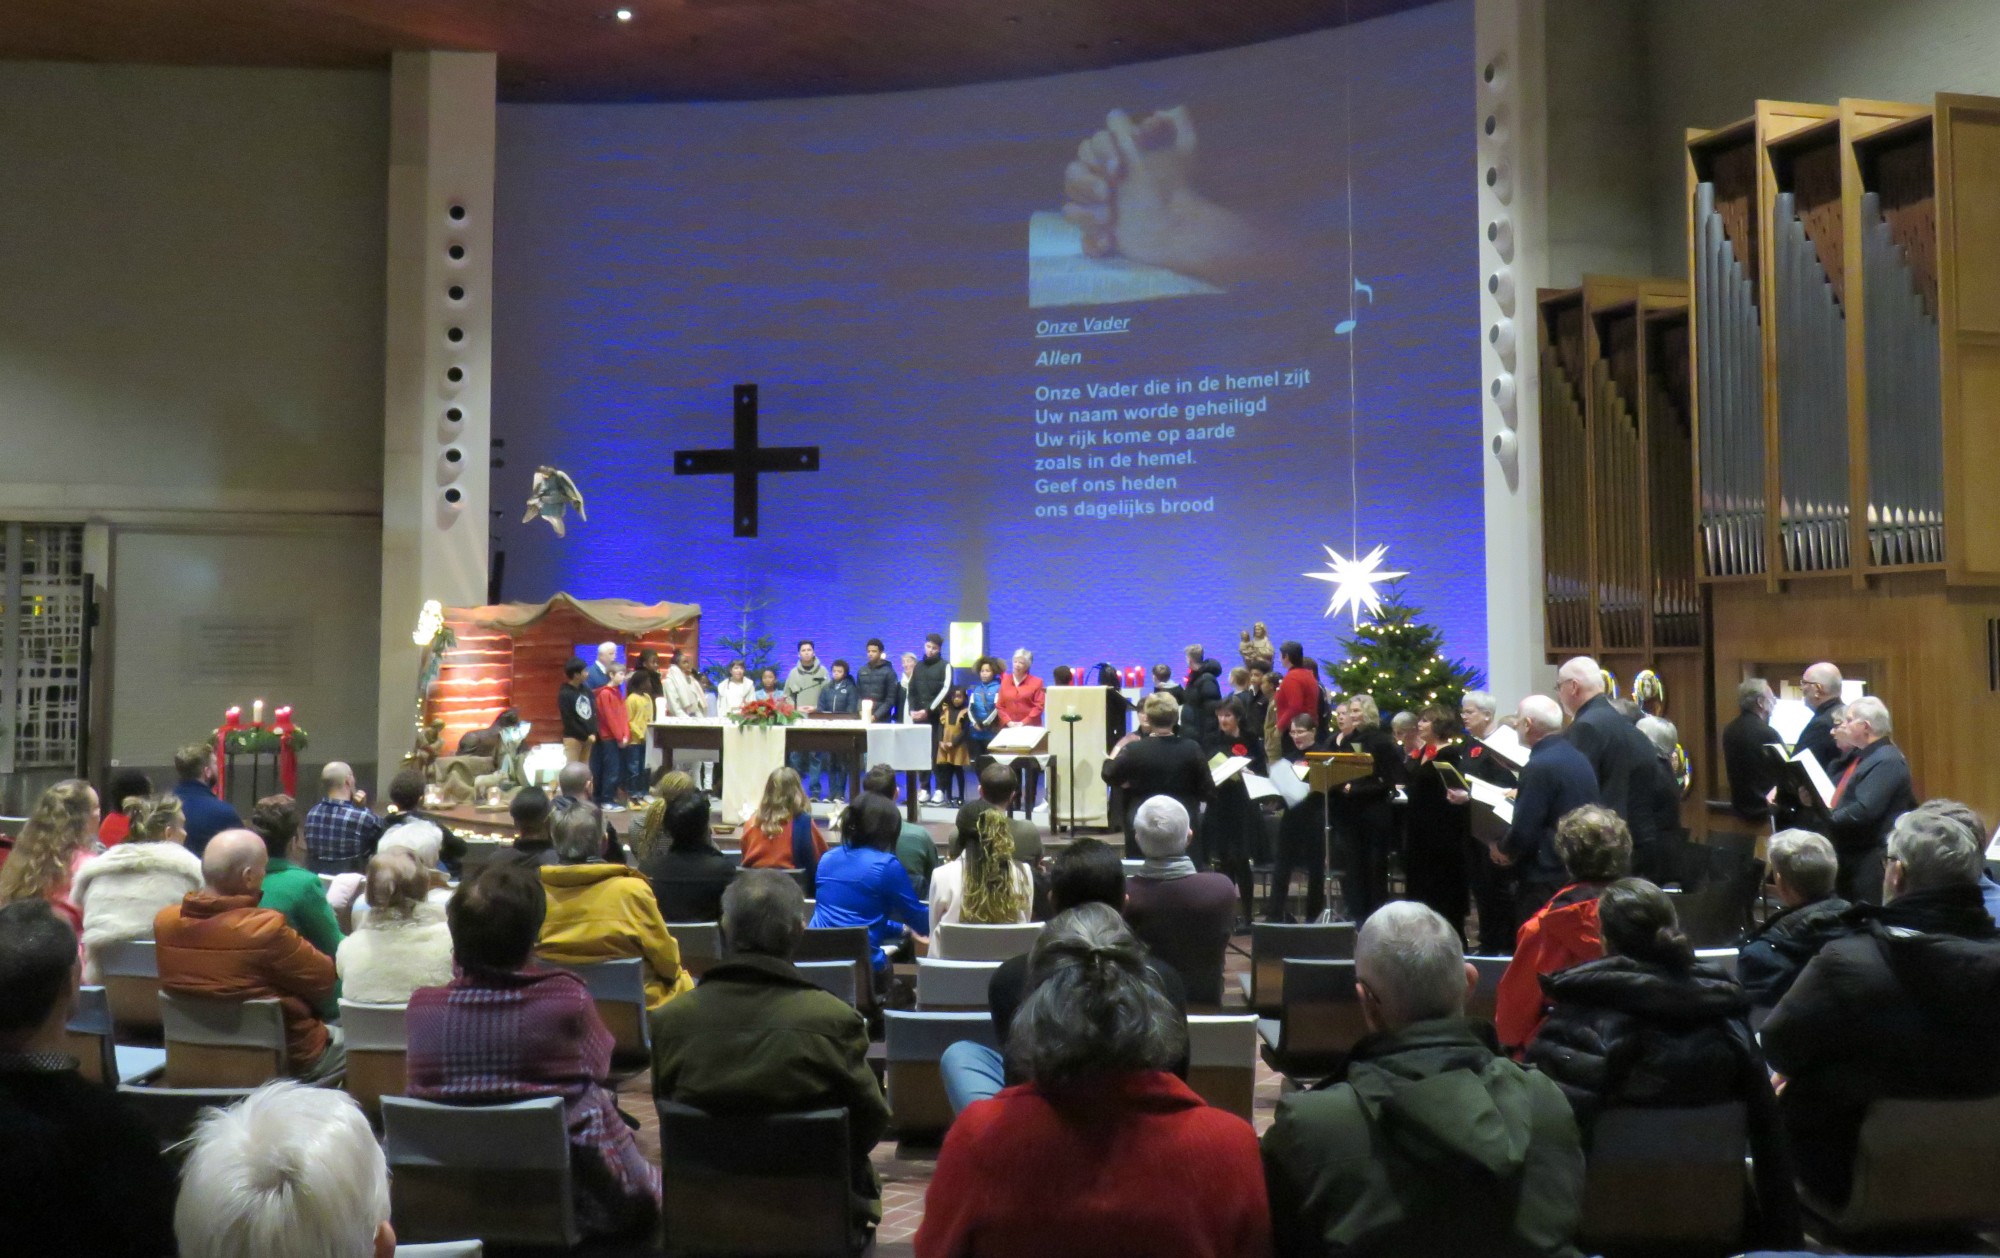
[212,701,310,796]
[728,696,800,728]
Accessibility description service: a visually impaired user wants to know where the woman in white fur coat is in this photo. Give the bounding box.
[336,848,455,1005]
[72,794,202,981]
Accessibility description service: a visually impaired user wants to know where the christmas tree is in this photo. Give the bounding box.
[1320,580,1484,718]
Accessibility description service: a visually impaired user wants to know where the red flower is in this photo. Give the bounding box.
[1230,743,1248,757]
[1469,746,1483,758]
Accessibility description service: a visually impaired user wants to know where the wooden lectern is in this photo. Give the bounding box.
[1302,751,1375,793]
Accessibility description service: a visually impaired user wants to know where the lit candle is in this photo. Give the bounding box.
[252,698,264,726]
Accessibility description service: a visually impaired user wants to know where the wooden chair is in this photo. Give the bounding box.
[793,926,874,1015]
[340,1000,409,1119]
[1239,922,1357,1016]
[935,921,1043,961]
[1804,1093,2000,1239]
[159,992,289,1088]
[884,1010,996,1139]
[65,985,164,1086]
[1578,1103,1749,1253]
[1257,958,1366,1084]
[541,957,650,1061]
[666,921,724,978]
[97,938,162,1035]
[795,959,859,1007]
[915,958,1001,1012]
[1186,1014,1258,1123]
[657,1102,852,1258]
[1465,955,1511,1023]
[117,1083,254,1153]
[381,1095,579,1248]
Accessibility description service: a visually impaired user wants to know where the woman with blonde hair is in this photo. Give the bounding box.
[737,766,827,892]
[337,847,454,1004]
[72,793,202,978]
[0,778,100,938]
[928,807,1033,957]
[627,769,696,864]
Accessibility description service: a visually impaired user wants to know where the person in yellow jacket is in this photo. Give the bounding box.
[535,804,694,1008]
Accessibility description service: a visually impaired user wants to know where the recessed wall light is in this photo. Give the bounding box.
[615,8,632,20]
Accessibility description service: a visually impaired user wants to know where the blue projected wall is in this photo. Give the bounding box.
[493,0,1479,678]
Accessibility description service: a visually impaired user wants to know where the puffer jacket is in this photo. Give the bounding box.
[1178,658,1224,744]
[153,891,337,1070]
[536,862,695,1009]
[1527,956,1800,1245]
[72,841,202,981]
[1495,882,1606,1051]
[1736,895,1851,1008]
[336,901,455,1005]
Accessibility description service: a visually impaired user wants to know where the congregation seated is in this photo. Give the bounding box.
[408,860,661,1238]
[72,792,200,980]
[377,766,467,876]
[177,1081,394,1258]
[1913,797,2000,923]
[172,741,242,859]
[738,766,828,892]
[953,760,1044,866]
[1762,804,2000,1209]
[1495,804,1631,1052]
[0,900,176,1258]
[0,778,99,940]
[155,828,343,1080]
[537,805,693,1007]
[929,802,1034,956]
[916,903,1267,1257]
[96,766,153,846]
[628,768,697,866]
[1526,878,1799,1245]
[347,803,453,932]
[641,789,738,922]
[863,763,940,895]
[508,783,560,866]
[650,869,890,1251]
[1737,828,1850,1008]
[551,763,631,864]
[1262,901,1584,1257]
[941,839,1187,1115]
[249,793,345,960]
[302,761,382,875]
[811,793,929,969]
[1121,794,1236,1006]
[335,848,454,1005]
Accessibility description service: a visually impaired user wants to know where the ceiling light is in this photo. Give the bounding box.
[615,8,632,20]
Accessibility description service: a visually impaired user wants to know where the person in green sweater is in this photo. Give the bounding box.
[247,794,346,966]
[1261,900,1585,1258]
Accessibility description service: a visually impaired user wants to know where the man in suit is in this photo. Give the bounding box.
[1794,662,1845,772]
[1101,693,1214,859]
[1722,679,1781,825]
[1457,690,1522,954]
[1815,696,1916,904]
[1498,695,1600,921]
[1557,656,1664,877]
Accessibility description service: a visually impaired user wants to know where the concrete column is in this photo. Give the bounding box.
[375,52,494,787]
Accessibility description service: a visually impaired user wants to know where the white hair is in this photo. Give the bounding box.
[1132,795,1192,859]
[175,1081,389,1258]
[1889,808,1983,893]
[1012,648,1033,665]
[1636,715,1679,758]
[1767,829,1838,900]
[1460,690,1498,718]
[1356,901,1466,1028]
[1557,656,1605,694]
[596,641,618,661]
[378,818,443,870]
[1389,710,1418,734]
[1519,695,1564,733]
[1848,695,1891,739]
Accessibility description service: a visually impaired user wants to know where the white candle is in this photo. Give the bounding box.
[252,699,264,726]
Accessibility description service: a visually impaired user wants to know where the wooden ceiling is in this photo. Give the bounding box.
[0,0,1445,102]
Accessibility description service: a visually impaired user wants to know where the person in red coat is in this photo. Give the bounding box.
[1493,804,1632,1053]
[1270,640,1322,756]
[915,903,1269,1258]
[996,648,1048,812]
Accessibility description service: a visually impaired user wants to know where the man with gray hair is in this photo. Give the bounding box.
[1498,695,1600,919]
[1262,901,1585,1256]
[1123,795,1238,1006]
[1816,695,1914,903]
[1722,678,1781,824]
[176,1082,393,1258]
[650,869,890,1247]
[1764,805,2000,1209]
[1737,829,1849,1008]
[1557,656,1666,874]
[535,804,692,1007]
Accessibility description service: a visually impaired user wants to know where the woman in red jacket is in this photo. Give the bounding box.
[1493,804,1633,1053]
[915,903,1269,1258]
[996,648,1047,811]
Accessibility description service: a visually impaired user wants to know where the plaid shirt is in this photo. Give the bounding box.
[302,797,382,865]
[406,965,660,1228]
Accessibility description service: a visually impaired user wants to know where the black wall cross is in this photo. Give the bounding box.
[672,383,820,538]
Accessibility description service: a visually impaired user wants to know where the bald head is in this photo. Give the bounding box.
[1803,662,1843,708]
[320,761,355,800]
[202,829,269,897]
[1556,657,1604,714]
[557,762,591,799]
[1517,695,1564,744]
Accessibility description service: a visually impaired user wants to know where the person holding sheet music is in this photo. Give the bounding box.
[1200,696,1266,926]
[1266,711,1333,923]
[1815,697,1915,904]
[1794,663,1846,772]
[1102,693,1213,859]
[1403,705,1472,944]
[1327,695,1401,925]
[1497,695,1601,923]
[1458,690,1522,953]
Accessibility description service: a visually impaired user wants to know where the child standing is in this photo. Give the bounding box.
[935,686,972,804]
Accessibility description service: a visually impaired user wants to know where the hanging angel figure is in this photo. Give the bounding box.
[524,466,587,536]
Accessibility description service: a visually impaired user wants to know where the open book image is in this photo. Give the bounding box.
[1479,724,1529,769]
[1028,211,1224,309]
[1764,743,1837,810]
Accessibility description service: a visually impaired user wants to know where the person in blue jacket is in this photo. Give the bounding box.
[965,656,1004,765]
[817,659,861,800]
[809,794,929,972]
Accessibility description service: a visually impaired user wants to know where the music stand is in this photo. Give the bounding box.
[1302,752,1374,923]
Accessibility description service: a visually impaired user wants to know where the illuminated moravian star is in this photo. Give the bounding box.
[1305,544,1407,624]
[524,466,587,537]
